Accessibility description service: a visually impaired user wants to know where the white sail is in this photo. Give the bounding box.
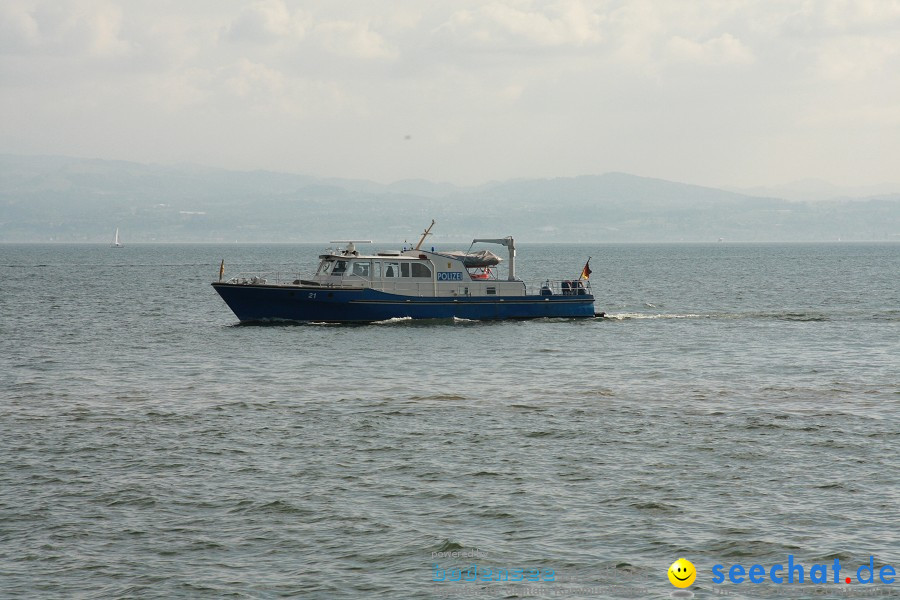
[112,228,124,247]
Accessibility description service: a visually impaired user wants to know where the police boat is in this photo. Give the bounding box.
[212,222,597,323]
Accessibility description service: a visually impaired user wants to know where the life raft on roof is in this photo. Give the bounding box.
[438,250,503,268]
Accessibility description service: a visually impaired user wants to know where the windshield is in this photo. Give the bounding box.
[317,260,334,275]
[332,260,348,276]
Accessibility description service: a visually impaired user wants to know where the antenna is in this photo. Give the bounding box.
[414,220,436,250]
[329,240,372,256]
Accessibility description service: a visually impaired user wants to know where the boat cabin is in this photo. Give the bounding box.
[312,241,524,298]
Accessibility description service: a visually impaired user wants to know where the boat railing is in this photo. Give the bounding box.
[527,279,592,296]
[222,273,591,298]
[225,271,303,285]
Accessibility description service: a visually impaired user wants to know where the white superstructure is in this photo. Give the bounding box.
[309,241,524,298]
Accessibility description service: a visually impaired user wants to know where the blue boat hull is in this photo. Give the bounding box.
[212,283,595,323]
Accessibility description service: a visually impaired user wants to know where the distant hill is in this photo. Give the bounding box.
[731,179,900,203]
[1,154,898,242]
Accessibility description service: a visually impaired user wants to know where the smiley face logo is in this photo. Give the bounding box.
[668,558,696,588]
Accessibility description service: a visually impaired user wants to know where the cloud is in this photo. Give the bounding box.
[146,67,212,111]
[224,0,307,43]
[312,20,398,60]
[0,1,131,58]
[666,33,755,66]
[781,0,900,36]
[223,2,396,62]
[813,35,900,81]
[0,3,40,52]
[222,58,284,99]
[439,1,603,49]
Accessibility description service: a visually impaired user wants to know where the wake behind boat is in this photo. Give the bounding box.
[211,222,597,323]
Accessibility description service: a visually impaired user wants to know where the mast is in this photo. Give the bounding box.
[414,220,435,250]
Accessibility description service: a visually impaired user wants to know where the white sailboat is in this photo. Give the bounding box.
[111,228,124,248]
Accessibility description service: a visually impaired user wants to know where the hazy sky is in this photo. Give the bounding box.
[2,0,899,187]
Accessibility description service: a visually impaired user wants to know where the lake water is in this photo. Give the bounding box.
[1,243,898,599]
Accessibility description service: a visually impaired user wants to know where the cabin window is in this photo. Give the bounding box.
[332,260,348,276]
[486,286,496,295]
[401,262,410,277]
[351,261,371,278]
[373,261,382,279]
[384,262,399,277]
[317,260,333,275]
[411,263,432,278]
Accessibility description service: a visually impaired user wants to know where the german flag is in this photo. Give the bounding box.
[580,257,592,280]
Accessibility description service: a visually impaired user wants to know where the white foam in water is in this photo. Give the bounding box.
[372,316,414,325]
[606,312,707,320]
